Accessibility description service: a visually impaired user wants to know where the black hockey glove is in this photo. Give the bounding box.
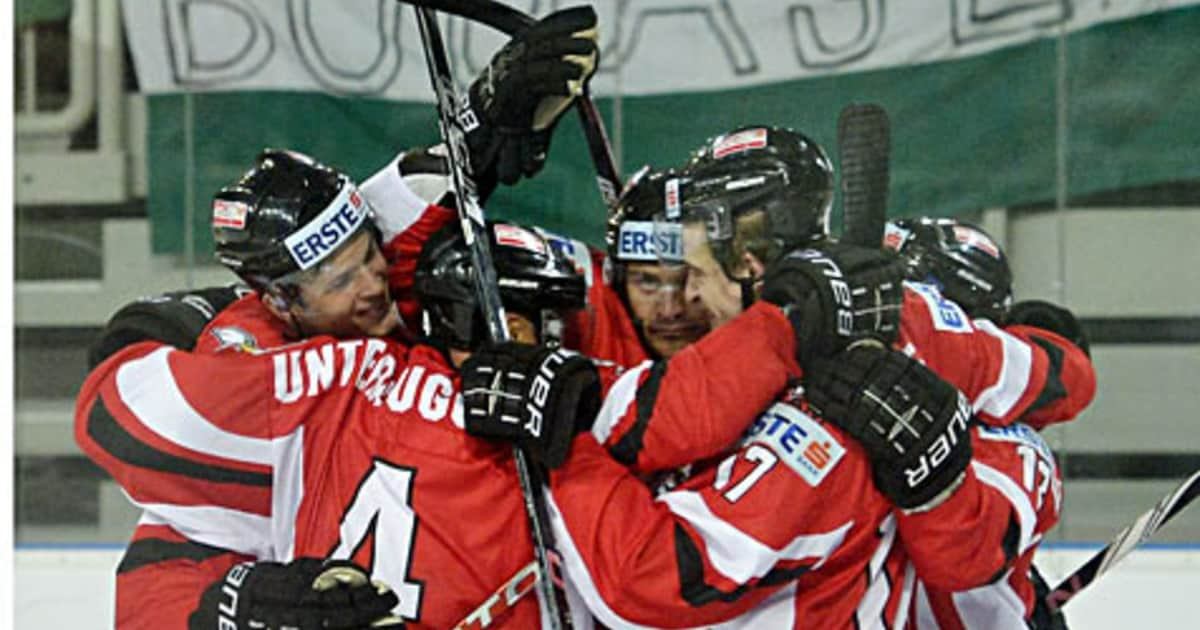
[760,242,906,367]
[803,345,974,512]
[461,342,601,469]
[465,6,599,186]
[1006,299,1091,357]
[88,284,248,369]
[188,558,405,630]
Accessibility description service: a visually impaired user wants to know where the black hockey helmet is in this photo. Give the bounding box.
[678,125,835,278]
[212,149,378,298]
[605,165,685,264]
[415,220,586,349]
[884,217,1012,320]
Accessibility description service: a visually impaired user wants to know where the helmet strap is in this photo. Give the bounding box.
[739,276,758,311]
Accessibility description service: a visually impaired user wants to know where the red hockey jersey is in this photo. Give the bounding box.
[109,156,457,630]
[80,339,556,630]
[547,284,1093,628]
[911,423,1063,629]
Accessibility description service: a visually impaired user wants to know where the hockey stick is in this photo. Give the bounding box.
[1045,469,1200,611]
[837,103,891,247]
[411,7,571,629]
[397,0,623,207]
[452,560,538,630]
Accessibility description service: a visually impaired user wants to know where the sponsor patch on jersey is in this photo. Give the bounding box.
[209,326,260,353]
[212,200,249,229]
[747,402,846,487]
[712,128,768,159]
[883,222,911,252]
[978,423,1054,461]
[615,221,683,262]
[283,181,369,270]
[953,225,1001,259]
[908,281,971,333]
[493,223,546,256]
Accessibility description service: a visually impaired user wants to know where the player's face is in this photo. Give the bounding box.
[291,231,400,338]
[623,262,709,358]
[682,222,744,328]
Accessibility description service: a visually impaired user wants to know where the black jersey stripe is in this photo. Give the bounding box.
[674,523,812,607]
[609,361,669,467]
[1026,334,1068,414]
[117,537,235,574]
[87,396,272,487]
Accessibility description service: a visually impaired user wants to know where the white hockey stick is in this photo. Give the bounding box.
[1045,469,1200,611]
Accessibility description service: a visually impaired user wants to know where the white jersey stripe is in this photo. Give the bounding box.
[132,498,276,560]
[973,460,1038,555]
[951,568,1028,629]
[116,347,274,465]
[359,153,443,242]
[273,428,305,561]
[592,361,653,444]
[971,320,1034,419]
[547,488,789,630]
[913,581,943,630]
[656,490,852,584]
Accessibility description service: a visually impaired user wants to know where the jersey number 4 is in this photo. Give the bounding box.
[332,459,425,619]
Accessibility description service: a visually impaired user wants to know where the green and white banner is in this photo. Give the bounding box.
[118,0,1200,254]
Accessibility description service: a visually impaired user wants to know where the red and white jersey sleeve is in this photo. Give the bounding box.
[77,339,556,629]
[910,423,1063,629]
[898,282,1095,428]
[114,522,250,630]
[549,402,913,629]
[591,302,801,474]
[359,156,457,331]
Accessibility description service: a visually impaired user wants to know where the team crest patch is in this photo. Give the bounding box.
[210,326,260,353]
[212,200,249,229]
[747,402,845,487]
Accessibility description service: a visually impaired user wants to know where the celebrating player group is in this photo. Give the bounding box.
[75,4,1098,629]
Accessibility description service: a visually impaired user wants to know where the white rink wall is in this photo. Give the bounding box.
[14,545,1200,628]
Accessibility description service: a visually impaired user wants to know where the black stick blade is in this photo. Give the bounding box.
[838,103,891,247]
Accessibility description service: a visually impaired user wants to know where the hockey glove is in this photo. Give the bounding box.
[759,242,905,367]
[188,558,405,630]
[465,6,599,186]
[461,342,601,469]
[88,284,248,369]
[1006,299,1091,357]
[803,345,974,512]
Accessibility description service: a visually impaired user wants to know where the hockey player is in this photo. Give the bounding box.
[459,126,1096,627]
[97,8,601,628]
[885,215,1090,359]
[884,216,1087,628]
[78,217,595,629]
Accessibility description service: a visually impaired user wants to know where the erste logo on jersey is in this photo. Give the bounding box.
[978,422,1054,461]
[616,220,683,262]
[747,402,845,486]
[908,281,971,333]
[283,182,369,270]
